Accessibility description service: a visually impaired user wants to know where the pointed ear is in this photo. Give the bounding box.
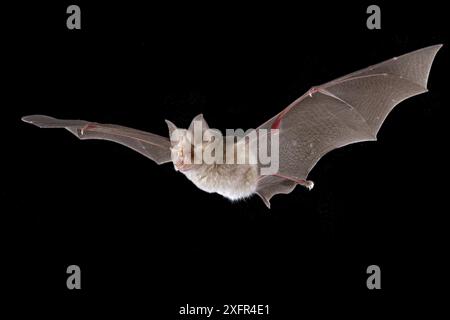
[188,114,209,133]
[165,120,178,136]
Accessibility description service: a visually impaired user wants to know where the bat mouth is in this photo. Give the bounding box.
[175,160,194,172]
[179,166,194,172]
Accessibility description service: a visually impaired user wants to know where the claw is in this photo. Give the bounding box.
[309,87,320,97]
[80,124,96,135]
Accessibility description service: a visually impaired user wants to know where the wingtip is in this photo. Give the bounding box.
[426,44,443,53]
[432,43,443,52]
[21,115,36,123]
[425,43,443,48]
[21,115,48,125]
[21,115,60,128]
[410,44,443,55]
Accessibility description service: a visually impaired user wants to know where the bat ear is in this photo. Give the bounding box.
[188,114,209,133]
[165,119,178,136]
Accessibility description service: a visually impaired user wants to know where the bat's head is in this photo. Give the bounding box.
[165,114,210,172]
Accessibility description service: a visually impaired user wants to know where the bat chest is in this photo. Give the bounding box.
[183,163,259,201]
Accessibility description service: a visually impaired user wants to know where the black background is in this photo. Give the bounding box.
[5,1,449,317]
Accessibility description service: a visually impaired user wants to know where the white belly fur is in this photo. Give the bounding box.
[182,163,259,201]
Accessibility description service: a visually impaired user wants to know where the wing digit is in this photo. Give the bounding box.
[22,115,172,164]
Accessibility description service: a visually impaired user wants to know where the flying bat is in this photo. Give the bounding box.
[22,44,442,208]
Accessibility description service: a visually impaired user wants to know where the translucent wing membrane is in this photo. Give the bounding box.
[255,45,442,207]
[22,115,172,164]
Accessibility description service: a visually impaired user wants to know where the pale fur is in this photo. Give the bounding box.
[182,162,259,200]
[168,117,260,201]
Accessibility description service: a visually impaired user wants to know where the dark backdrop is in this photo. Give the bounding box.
[5,1,449,317]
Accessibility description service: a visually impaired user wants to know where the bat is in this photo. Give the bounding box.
[22,44,442,208]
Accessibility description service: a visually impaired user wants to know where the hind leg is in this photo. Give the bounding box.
[298,179,314,190]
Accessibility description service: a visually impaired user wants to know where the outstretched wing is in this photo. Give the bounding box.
[22,115,172,164]
[255,44,442,206]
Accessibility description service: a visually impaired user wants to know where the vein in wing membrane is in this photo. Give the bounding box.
[258,44,442,182]
[22,115,172,164]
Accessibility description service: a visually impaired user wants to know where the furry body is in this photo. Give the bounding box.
[182,162,259,200]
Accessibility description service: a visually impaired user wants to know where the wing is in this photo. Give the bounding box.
[22,115,172,164]
[255,44,442,206]
[255,176,297,209]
